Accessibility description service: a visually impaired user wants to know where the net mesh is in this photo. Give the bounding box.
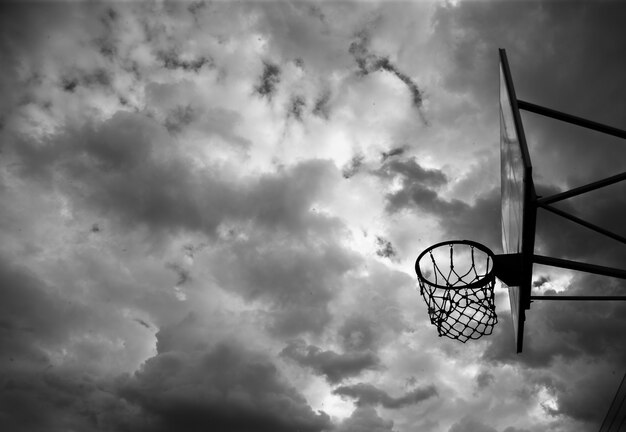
[417,242,498,342]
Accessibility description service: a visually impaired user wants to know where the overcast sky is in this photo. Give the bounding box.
[1,1,625,431]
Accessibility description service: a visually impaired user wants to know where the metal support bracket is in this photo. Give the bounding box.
[533,255,626,279]
[493,253,524,286]
[531,295,626,301]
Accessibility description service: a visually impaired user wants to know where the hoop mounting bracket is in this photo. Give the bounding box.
[493,253,523,286]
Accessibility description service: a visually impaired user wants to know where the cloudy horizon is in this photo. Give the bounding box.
[1,1,625,431]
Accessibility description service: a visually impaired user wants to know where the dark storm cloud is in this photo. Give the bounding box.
[532,275,550,289]
[92,7,120,59]
[165,262,190,287]
[312,89,331,119]
[375,236,396,259]
[335,407,395,432]
[7,112,340,239]
[349,29,425,113]
[333,382,438,409]
[7,112,232,235]
[376,157,447,187]
[0,256,91,362]
[60,69,112,93]
[288,94,306,121]
[157,49,213,72]
[475,370,494,390]
[534,182,626,270]
[0,366,133,432]
[281,339,380,384]
[375,57,424,111]
[338,315,379,352]
[485,275,626,369]
[2,314,331,431]
[447,416,497,432]
[0,255,146,431]
[145,82,254,147]
[433,1,626,178]
[255,61,281,100]
[209,225,355,336]
[550,370,624,425]
[134,318,152,330]
[118,341,332,432]
[381,146,406,162]
[62,77,79,92]
[342,154,365,179]
[377,157,500,248]
[187,1,206,17]
[163,104,196,134]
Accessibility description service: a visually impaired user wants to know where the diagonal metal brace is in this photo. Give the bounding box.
[531,295,626,301]
[533,255,626,279]
[537,171,626,206]
[537,202,626,245]
[517,100,626,140]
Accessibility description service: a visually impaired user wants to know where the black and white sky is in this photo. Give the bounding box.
[1,1,625,431]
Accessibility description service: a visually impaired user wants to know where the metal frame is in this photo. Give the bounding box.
[499,48,626,351]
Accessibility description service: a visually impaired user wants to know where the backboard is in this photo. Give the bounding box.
[499,49,536,353]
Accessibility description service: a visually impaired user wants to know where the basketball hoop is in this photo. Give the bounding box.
[414,49,626,353]
[415,240,498,342]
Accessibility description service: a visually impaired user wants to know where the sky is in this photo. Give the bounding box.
[1,1,625,431]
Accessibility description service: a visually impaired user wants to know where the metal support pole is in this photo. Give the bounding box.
[531,295,626,301]
[533,255,626,280]
[517,100,626,140]
[537,171,626,205]
[537,202,626,245]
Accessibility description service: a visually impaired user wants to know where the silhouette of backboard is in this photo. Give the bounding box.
[499,49,536,353]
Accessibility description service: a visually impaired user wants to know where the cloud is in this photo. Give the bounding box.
[0,258,83,365]
[447,416,498,432]
[288,94,307,121]
[134,318,152,330]
[165,262,191,287]
[0,254,162,431]
[338,315,379,352]
[0,366,137,432]
[376,156,500,248]
[60,68,112,93]
[281,339,380,384]
[333,382,438,409]
[349,28,425,115]
[335,406,396,432]
[485,275,626,368]
[375,157,447,190]
[255,61,281,100]
[118,341,332,432]
[475,371,495,391]
[532,276,550,289]
[342,154,365,179]
[534,182,626,270]
[312,89,332,119]
[157,49,213,72]
[375,236,396,259]
[7,111,343,239]
[380,146,406,162]
[145,80,253,144]
[163,104,196,134]
[209,228,355,336]
[551,369,621,425]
